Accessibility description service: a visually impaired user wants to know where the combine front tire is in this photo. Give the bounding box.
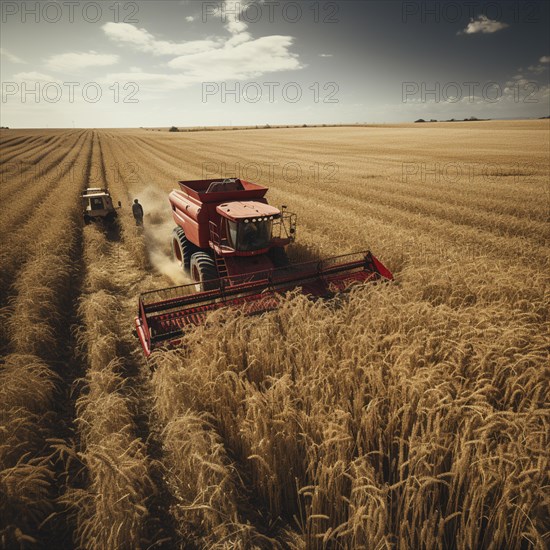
[190,252,219,291]
[172,227,196,271]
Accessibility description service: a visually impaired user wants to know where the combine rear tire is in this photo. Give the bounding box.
[172,227,196,271]
[190,252,219,291]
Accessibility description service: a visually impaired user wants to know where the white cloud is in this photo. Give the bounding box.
[102,32,302,91]
[46,51,119,72]
[458,15,509,35]
[540,56,550,63]
[0,48,26,64]
[185,16,195,22]
[102,0,302,87]
[102,22,221,55]
[319,54,333,58]
[167,35,301,80]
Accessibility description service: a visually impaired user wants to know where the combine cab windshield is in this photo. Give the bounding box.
[228,219,273,251]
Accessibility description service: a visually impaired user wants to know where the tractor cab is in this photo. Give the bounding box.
[82,188,121,224]
[217,201,281,253]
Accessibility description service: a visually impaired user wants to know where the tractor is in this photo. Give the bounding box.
[135,178,393,356]
[82,188,121,224]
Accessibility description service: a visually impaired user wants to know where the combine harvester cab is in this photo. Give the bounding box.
[135,178,393,356]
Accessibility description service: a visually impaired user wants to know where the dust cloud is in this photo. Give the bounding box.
[137,186,190,285]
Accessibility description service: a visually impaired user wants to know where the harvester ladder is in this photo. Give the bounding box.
[209,220,229,279]
[215,255,228,278]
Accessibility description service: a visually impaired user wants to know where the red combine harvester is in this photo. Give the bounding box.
[135,178,393,356]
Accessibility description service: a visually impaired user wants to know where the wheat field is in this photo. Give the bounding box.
[0,120,548,549]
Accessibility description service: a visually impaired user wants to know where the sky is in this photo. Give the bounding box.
[1,0,549,127]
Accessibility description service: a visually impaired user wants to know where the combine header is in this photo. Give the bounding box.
[135,178,393,356]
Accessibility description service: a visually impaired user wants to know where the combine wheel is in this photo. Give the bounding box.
[190,252,219,291]
[172,226,196,270]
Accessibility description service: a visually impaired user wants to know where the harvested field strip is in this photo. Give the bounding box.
[95,133,149,269]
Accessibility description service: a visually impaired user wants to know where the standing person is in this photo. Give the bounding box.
[132,198,144,226]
